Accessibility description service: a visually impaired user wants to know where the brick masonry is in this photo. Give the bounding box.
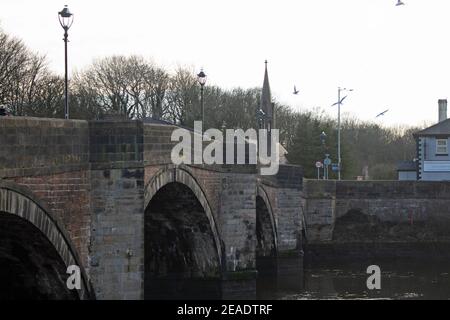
[0,116,305,299]
[0,117,92,272]
[13,171,91,270]
[0,117,89,178]
[0,180,91,299]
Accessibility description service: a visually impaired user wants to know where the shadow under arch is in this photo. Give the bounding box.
[256,184,278,257]
[255,184,280,299]
[144,166,223,299]
[0,180,93,300]
[333,208,371,242]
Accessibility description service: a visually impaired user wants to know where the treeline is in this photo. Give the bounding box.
[0,27,419,179]
[0,28,64,117]
[285,110,419,180]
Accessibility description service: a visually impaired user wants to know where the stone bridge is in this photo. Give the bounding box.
[3,117,450,299]
[0,117,303,300]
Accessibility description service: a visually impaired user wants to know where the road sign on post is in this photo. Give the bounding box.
[315,161,323,180]
[332,163,340,172]
[323,154,331,180]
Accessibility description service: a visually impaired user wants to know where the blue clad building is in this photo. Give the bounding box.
[413,99,450,181]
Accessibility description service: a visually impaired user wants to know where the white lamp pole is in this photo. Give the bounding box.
[336,87,353,180]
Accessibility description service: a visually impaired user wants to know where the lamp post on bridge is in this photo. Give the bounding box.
[58,5,74,120]
[320,131,330,180]
[197,69,207,130]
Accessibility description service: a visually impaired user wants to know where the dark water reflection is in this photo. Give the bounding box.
[257,258,450,300]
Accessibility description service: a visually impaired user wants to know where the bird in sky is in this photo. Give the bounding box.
[376,109,389,118]
[293,85,299,95]
[331,95,347,107]
[396,0,405,6]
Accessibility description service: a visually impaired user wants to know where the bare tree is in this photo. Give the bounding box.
[72,55,170,119]
[144,66,169,119]
[27,73,64,117]
[165,66,199,125]
[0,28,56,116]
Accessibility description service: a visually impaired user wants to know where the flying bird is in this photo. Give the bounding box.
[396,0,405,6]
[331,95,347,107]
[376,109,389,118]
[293,85,299,95]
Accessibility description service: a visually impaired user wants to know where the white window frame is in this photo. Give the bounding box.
[436,138,448,155]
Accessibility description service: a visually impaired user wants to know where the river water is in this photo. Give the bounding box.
[146,246,450,299]
[257,259,450,300]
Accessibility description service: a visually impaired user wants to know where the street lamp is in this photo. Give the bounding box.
[58,5,74,120]
[197,69,207,127]
[319,131,330,180]
[320,131,327,180]
[332,87,353,180]
[320,131,327,146]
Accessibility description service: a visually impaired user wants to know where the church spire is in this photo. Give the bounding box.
[260,60,274,130]
[261,60,272,118]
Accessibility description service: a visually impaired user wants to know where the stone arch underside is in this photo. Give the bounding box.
[144,167,223,299]
[255,184,280,298]
[0,182,91,300]
[256,185,278,258]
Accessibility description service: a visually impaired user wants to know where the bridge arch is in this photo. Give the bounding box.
[144,166,223,299]
[0,180,92,300]
[333,207,371,241]
[256,184,278,257]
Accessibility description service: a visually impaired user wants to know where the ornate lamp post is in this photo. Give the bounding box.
[197,69,207,126]
[58,5,74,119]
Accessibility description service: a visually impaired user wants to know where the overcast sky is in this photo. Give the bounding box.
[1,0,449,127]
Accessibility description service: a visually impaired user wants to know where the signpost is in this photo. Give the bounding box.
[315,161,323,180]
[323,154,331,180]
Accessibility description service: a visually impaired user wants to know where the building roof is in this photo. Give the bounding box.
[396,160,416,172]
[143,117,174,125]
[413,118,450,137]
[143,117,196,133]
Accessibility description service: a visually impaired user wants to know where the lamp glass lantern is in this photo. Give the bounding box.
[58,5,74,30]
[197,70,207,86]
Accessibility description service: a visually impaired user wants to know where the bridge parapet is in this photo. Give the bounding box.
[259,164,303,189]
[89,119,144,169]
[0,117,89,178]
[335,180,450,199]
[303,179,450,243]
